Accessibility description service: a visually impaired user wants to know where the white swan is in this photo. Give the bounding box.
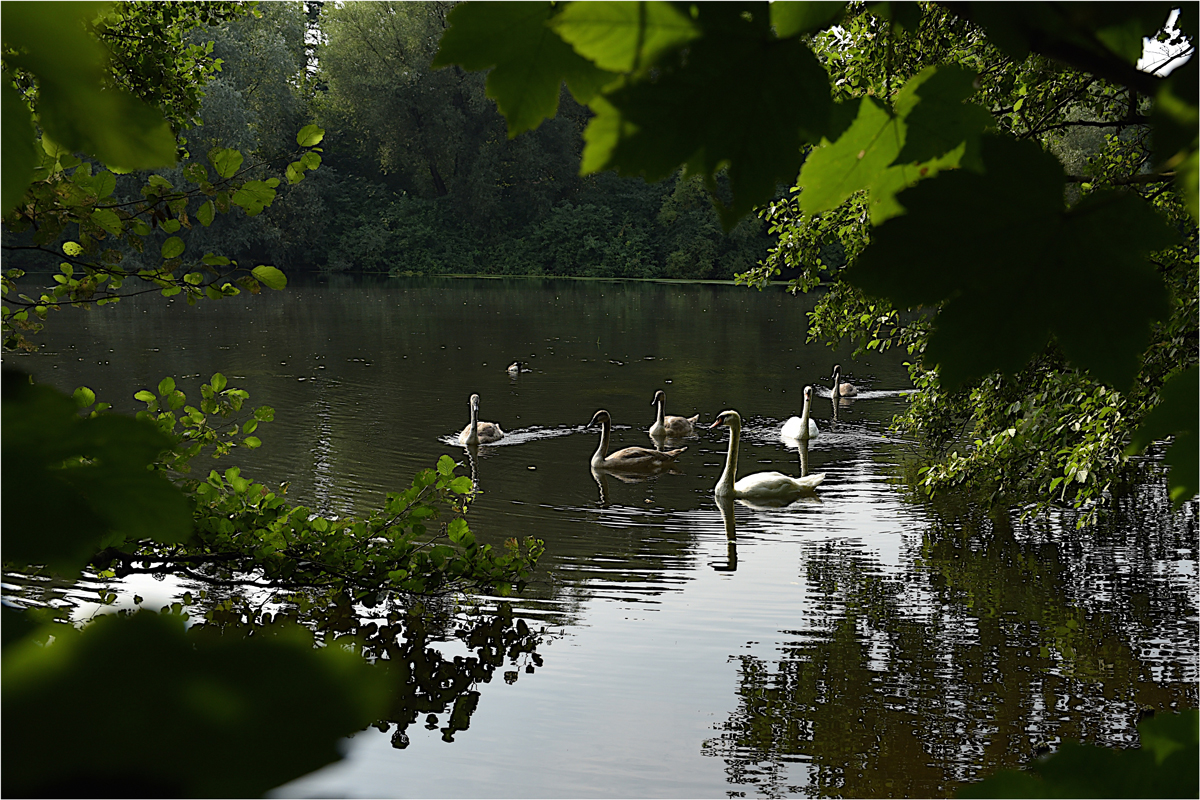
[458,393,504,445]
[712,410,825,499]
[832,364,858,397]
[649,389,699,438]
[590,409,685,472]
[713,410,825,498]
[507,361,522,376]
[781,385,819,440]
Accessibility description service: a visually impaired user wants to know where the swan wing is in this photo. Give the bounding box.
[475,422,505,443]
[601,445,685,471]
[797,472,825,489]
[734,470,824,497]
[780,416,803,439]
[663,415,695,435]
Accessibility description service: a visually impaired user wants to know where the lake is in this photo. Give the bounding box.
[13,275,1198,798]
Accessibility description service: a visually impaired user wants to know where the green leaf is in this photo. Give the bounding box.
[92,170,116,198]
[797,66,990,224]
[72,386,96,408]
[196,200,215,227]
[447,518,470,543]
[770,1,847,37]
[251,265,287,290]
[231,180,276,216]
[134,390,156,404]
[2,77,39,215]
[160,236,185,259]
[296,124,325,147]
[243,436,262,449]
[90,207,123,235]
[210,373,227,393]
[549,1,700,73]
[63,241,85,257]
[892,65,992,170]
[848,135,1176,390]
[437,454,457,476]
[157,377,176,397]
[1127,366,1198,506]
[208,147,244,179]
[202,253,231,267]
[582,4,832,227]
[433,2,618,135]
[797,96,900,214]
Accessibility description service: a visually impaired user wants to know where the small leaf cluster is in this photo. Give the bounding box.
[132,372,271,472]
[1,126,321,350]
[1,4,320,351]
[169,453,544,600]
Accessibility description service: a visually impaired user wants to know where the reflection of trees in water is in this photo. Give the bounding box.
[203,591,545,748]
[703,484,1198,798]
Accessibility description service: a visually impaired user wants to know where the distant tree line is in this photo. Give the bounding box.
[2,1,770,281]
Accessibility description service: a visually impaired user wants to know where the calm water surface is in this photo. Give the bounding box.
[15,276,1198,798]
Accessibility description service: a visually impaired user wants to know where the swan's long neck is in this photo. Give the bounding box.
[467,400,480,444]
[716,420,740,496]
[800,392,812,428]
[832,367,841,398]
[592,418,610,466]
[655,397,666,427]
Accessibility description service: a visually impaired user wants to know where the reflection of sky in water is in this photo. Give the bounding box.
[12,277,1195,798]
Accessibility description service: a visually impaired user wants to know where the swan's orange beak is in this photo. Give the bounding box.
[709,417,724,429]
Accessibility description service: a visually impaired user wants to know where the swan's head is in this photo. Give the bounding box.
[652,389,665,406]
[709,410,742,430]
[804,385,813,401]
[507,361,521,374]
[588,409,611,428]
[469,393,481,409]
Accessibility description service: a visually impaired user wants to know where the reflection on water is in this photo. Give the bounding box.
[704,481,1198,798]
[13,276,1196,798]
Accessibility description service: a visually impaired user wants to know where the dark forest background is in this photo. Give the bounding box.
[2,1,775,280]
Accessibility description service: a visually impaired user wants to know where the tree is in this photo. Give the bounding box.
[432,1,1198,521]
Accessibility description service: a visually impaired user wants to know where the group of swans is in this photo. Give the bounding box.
[459,364,860,502]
